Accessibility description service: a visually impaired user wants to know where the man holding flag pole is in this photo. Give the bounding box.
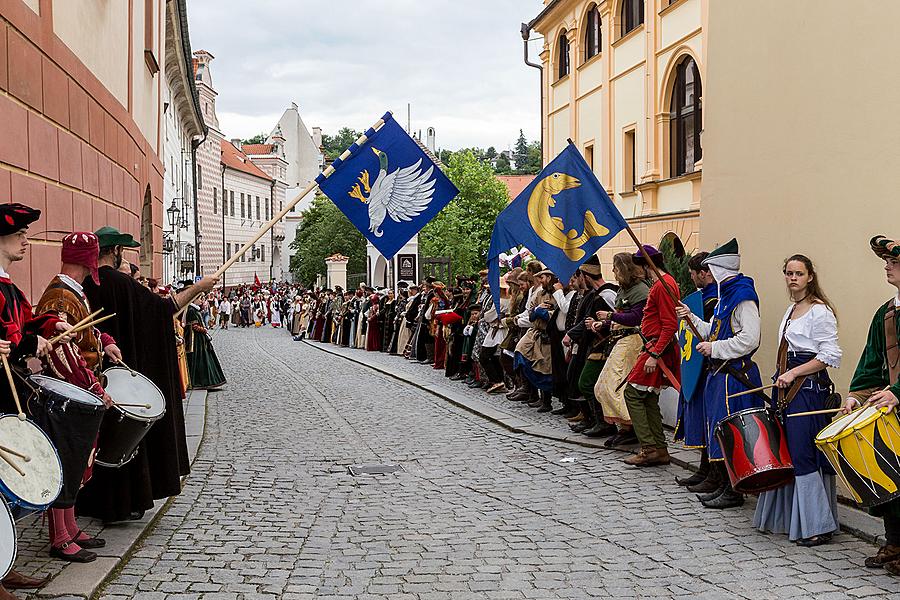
[487,141,699,461]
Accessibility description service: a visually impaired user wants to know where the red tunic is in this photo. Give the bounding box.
[626,273,681,390]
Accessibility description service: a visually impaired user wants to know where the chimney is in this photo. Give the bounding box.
[230,138,242,150]
[311,126,322,148]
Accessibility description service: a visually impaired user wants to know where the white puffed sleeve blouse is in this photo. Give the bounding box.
[776,303,842,368]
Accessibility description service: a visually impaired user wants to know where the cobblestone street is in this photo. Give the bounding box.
[97,327,897,599]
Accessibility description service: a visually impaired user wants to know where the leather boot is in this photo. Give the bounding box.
[506,378,529,401]
[536,391,553,413]
[2,570,49,590]
[624,447,670,467]
[527,389,543,408]
[551,393,570,415]
[583,408,617,437]
[865,544,900,568]
[572,399,596,433]
[701,480,744,509]
[562,401,581,419]
[676,450,711,487]
[688,467,722,494]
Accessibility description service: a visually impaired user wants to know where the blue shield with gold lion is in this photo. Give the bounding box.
[487,143,628,311]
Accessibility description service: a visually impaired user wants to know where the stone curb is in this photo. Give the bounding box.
[303,340,885,546]
[33,389,209,599]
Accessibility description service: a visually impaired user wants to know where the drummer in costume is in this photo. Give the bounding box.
[0,204,75,594]
[622,245,681,467]
[75,227,217,523]
[840,236,900,574]
[674,252,719,490]
[676,238,763,508]
[33,232,129,562]
[753,254,841,546]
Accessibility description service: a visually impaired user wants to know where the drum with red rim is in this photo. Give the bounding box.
[715,407,795,494]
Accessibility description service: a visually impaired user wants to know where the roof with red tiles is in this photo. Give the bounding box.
[220,140,272,181]
[242,143,275,156]
[495,175,536,202]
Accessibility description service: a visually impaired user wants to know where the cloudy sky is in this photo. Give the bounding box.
[188,0,544,152]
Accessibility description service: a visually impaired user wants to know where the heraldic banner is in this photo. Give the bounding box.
[486,142,628,311]
[316,112,459,259]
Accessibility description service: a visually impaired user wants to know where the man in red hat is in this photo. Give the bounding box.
[33,232,121,564]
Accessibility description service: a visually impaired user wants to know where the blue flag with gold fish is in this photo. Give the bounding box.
[487,143,628,311]
[315,112,458,259]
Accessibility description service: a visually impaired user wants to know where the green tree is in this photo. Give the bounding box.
[321,127,362,160]
[242,133,267,145]
[289,194,366,285]
[494,152,512,175]
[519,141,543,174]
[512,129,529,172]
[485,146,497,160]
[419,151,510,277]
[438,149,454,165]
[660,236,696,299]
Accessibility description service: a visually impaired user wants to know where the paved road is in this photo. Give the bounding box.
[98,327,897,599]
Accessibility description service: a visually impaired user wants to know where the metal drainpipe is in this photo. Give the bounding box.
[521,22,544,154]
[190,134,205,278]
[269,180,275,282]
[220,163,226,290]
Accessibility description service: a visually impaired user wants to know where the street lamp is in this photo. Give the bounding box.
[167,199,181,228]
[166,199,180,284]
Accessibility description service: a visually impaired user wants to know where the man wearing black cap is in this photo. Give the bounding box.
[75,227,219,523]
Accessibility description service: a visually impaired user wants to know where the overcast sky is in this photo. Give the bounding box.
[187,1,544,152]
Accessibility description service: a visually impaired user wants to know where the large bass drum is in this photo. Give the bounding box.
[96,367,166,468]
[0,414,62,517]
[0,499,15,579]
[715,407,795,494]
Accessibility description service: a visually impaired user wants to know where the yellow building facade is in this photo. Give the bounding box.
[526,0,706,266]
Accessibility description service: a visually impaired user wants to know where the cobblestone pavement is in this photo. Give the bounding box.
[98,327,898,599]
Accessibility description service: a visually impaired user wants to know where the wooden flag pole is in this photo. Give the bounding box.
[175,112,392,318]
[622,223,703,340]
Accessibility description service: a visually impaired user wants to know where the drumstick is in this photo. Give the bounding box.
[113,402,152,409]
[48,313,116,345]
[0,444,30,462]
[0,448,25,476]
[788,408,842,418]
[68,309,103,332]
[727,384,777,400]
[0,354,25,420]
[830,386,892,436]
[115,360,139,377]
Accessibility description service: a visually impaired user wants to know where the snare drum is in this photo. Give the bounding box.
[96,367,166,468]
[0,499,16,579]
[27,375,105,508]
[715,407,795,494]
[0,414,62,516]
[815,406,900,508]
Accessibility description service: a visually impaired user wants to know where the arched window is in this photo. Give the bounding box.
[670,56,702,176]
[584,5,601,61]
[620,0,644,37]
[557,30,570,79]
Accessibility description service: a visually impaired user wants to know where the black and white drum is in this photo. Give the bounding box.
[0,499,16,579]
[0,414,62,518]
[96,367,166,468]
[27,375,105,508]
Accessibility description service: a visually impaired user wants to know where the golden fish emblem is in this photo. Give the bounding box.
[526,172,610,261]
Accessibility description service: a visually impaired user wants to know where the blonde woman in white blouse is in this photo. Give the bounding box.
[753,254,842,547]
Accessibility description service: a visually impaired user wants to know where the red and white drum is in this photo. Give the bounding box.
[715,407,795,494]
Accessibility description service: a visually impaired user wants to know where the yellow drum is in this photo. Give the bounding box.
[815,406,900,507]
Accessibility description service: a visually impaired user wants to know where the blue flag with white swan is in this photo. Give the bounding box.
[487,142,628,312]
[315,112,458,259]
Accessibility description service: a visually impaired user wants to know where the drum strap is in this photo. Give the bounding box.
[776,304,810,413]
[884,300,900,384]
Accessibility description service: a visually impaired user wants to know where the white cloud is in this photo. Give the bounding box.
[187,0,544,151]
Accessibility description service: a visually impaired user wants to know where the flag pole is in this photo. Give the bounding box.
[175,112,392,317]
[622,223,703,340]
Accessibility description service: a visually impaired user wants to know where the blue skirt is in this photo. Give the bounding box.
[675,377,707,448]
[776,359,836,477]
[705,358,764,460]
[514,352,554,392]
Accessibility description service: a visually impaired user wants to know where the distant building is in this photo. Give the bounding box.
[162,0,206,285]
[495,175,535,203]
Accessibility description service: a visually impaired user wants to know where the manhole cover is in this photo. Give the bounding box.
[348,464,403,476]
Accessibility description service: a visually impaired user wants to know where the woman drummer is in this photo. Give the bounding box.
[840,236,900,575]
[753,254,842,546]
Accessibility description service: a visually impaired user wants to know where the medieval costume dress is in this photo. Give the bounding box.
[366,295,381,352]
[77,265,189,523]
[513,282,558,405]
[185,303,226,390]
[753,302,841,542]
[174,316,190,393]
[683,239,764,508]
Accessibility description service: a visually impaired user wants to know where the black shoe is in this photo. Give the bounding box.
[676,468,709,487]
[550,405,569,416]
[467,379,482,388]
[571,420,594,433]
[71,532,105,549]
[50,544,97,563]
[603,432,623,447]
[562,406,581,419]
[697,485,726,503]
[687,472,722,494]
[583,423,617,438]
[701,490,744,509]
[449,373,464,381]
[527,397,543,408]
[612,430,638,446]
[796,533,832,547]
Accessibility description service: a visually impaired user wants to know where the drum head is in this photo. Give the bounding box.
[0,416,62,510]
[28,375,103,406]
[818,406,881,442]
[102,367,166,420]
[0,499,15,579]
